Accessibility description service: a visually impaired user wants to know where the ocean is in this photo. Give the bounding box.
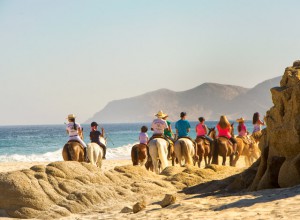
[0,121,256,162]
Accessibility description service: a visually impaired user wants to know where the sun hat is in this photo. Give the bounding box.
[91,122,98,127]
[66,114,76,120]
[155,110,167,118]
[236,117,245,123]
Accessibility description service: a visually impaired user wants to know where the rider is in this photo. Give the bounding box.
[148,110,170,144]
[252,112,265,141]
[195,117,213,145]
[216,115,238,155]
[163,114,174,141]
[90,121,107,159]
[175,112,193,141]
[236,117,248,137]
[236,117,252,146]
[66,114,87,149]
[139,125,149,145]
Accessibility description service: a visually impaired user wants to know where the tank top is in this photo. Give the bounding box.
[253,124,261,133]
[238,124,247,136]
[217,124,231,139]
[196,123,206,136]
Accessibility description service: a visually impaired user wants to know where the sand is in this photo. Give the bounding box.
[1,158,300,220]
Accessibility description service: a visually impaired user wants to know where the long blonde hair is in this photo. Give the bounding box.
[218,115,230,129]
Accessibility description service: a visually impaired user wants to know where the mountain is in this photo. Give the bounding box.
[86,76,281,123]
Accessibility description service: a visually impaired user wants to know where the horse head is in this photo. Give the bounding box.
[208,127,216,140]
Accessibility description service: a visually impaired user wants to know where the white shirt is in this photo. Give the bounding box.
[66,122,81,137]
[151,118,168,134]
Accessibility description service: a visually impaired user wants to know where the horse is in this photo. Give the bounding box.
[131,143,148,166]
[211,123,235,166]
[62,128,85,162]
[233,135,261,166]
[86,136,107,168]
[174,137,196,167]
[194,128,215,168]
[148,138,169,174]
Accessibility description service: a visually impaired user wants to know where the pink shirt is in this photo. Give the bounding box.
[139,132,148,144]
[196,123,207,136]
[217,124,232,139]
[238,124,247,136]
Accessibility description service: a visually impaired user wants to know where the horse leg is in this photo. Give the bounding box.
[222,155,226,166]
[97,149,103,168]
[229,154,234,166]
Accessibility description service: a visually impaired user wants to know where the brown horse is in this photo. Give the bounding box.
[194,128,215,168]
[62,128,86,162]
[131,144,148,166]
[233,135,261,166]
[211,123,235,166]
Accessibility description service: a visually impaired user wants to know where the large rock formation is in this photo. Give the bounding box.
[0,162,245,219]
[250,60,300,190]
[0,162,174,219]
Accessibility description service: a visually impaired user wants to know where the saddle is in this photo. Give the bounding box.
[218,136,233,146]
[195,136,210,145]
[178,136,197,147]
[237,135,252,146]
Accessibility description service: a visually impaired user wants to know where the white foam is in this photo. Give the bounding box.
[0,143,138,162]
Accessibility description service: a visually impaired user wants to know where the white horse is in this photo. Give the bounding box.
[148,138,169,174]
[174,138,195,167]
[86,137,106,168]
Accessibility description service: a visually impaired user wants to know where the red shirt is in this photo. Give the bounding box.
[217,124,231,139]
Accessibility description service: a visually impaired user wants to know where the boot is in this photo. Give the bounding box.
[102,145,107,159]
[233,144,238,156]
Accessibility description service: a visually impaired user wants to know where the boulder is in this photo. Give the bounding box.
[133,200,146,213]
[160,194,176,208]
[251,61,300,189]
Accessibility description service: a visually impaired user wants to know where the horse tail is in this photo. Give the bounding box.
[66,143,74,161]
[212,139,219,165]
[181,139,193,166]
[157,140,168,170]
[62,143,72,161]
[131,145,139,166]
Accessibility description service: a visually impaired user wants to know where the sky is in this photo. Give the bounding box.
[0,0,299,125]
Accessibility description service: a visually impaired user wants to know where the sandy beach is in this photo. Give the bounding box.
[0,157,300,220]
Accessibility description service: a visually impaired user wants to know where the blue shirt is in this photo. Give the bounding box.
[175,119,191,137]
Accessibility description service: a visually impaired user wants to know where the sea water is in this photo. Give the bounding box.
[0,121,256,162]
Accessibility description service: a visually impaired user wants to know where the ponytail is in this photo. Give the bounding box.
[73,119,77,130]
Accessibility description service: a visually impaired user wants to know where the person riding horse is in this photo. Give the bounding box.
[195,117,213,145]
[66,114,87,148]
[148,110,172,145]
[216,115,238,156]
[175,112,196,144]
[64,114,88,161]
[90,121,107,159]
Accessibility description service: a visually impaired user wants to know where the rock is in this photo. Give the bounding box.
[251,60,300,190]
[0,162,174,218]
[293,60,300,67]
[120,206,133,213]
[133,200,146,213]
[160,194,176,208]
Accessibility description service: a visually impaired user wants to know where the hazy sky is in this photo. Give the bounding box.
[0,0,299,125]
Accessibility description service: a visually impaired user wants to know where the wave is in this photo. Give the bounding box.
[0,143,137,162]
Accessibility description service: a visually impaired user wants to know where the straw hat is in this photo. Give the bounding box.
[236,117,245,123]
[66,114,76,120]
[155,110,167,118]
